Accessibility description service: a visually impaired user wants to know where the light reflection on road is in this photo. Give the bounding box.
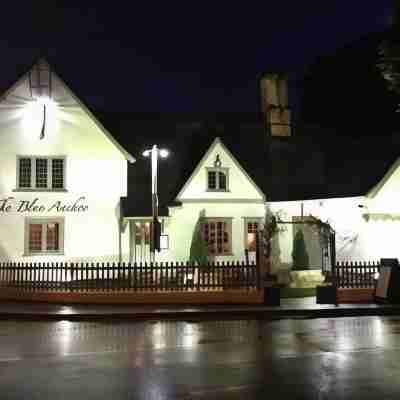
[1,316,400,399]
[0,316,398,361]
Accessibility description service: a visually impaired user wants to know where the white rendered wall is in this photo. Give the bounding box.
[269,196,398,269]
[150,137,267,263]
[154,201,265,262]
[177,139,264,202]
[0,69,129,262]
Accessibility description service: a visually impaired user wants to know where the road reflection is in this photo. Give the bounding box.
[0,316,398,361]
[1,317,400,399]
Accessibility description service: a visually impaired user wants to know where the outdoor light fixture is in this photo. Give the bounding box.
[159,149,169,158]
[214,154,222,168]
[143,148,169,158]
[29,61,54,140]
[143,145,170,259]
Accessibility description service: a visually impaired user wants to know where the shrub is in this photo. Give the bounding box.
[292,229,309,270]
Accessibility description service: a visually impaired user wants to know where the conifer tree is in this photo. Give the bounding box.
[292,229,309,270]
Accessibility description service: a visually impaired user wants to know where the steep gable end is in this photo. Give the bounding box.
[0,59,135,162]
[176,137,265,202]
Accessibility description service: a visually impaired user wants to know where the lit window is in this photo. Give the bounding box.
[25,218,64,255]
[134,221,151,246]
[207,168,228,191]
[202,218,232,255]
[245,220,261,252]
[17,157,66,190]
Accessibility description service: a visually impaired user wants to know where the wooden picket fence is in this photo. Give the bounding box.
[0,261,261,293]
[333,261,380,289]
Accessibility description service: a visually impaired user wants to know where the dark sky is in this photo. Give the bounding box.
[0,1,395,113]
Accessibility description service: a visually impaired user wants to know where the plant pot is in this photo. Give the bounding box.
[316,285,336,304]
[264,286,280,306]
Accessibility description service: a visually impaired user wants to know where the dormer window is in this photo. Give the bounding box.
[206,154,229,191]
[207,169,228,191]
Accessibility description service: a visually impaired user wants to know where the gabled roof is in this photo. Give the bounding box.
[0,58,135,163]
[268,131,400,201]
[176,137,266,201]
[366,157,400,199]
[104,116,268,217]
[3,58,398,210]
[105,113,400,216]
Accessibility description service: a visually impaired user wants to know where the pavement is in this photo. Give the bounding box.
[1,297,400,320]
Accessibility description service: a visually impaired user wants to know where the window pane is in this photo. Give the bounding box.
[134,222,151,245]
[52,159,64,189]
[134,222,142,245]
[144,223,151,245]
[247,222,259,251]
[46,223,59,251]
[203,219,231,255]
[19,158,31,188]
[247,233,257,251]
[208,171,216,189]
[218,172,227,190]
[36,158,48,188]
[29,224,42,252]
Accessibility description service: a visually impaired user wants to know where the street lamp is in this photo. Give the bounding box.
[143,145,169,260]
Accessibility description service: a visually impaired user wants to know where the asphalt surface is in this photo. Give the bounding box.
[0,316,400,399]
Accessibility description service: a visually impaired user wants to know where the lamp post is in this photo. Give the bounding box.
[143,145,169,260]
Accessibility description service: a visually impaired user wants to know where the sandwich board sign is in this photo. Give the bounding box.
[375,258,399,302]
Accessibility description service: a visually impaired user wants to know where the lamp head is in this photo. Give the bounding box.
[159,149,169,158]
[142,149,151,157]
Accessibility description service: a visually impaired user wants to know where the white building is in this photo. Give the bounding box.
[120,135,267,263]
[0,60,134,262]
[1,60,399,272]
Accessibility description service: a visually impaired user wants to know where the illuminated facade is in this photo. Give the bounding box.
[1,60,399,268]
[0,60,134,262]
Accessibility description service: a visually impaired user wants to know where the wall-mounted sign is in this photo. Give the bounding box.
[0,196,89,213]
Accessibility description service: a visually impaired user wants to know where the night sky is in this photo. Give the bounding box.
[0,1,395,113]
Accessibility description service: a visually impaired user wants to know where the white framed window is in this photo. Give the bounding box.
[16,156,66,191]
[206,168,229,191]
[202,218,232,256]
[244,218,262,252]
[24,217,65,256]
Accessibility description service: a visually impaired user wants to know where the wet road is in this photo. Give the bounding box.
[0,316,400,399]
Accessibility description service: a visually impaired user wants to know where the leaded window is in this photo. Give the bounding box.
[202,218,232,255]
[51,159,64,189]
[35,158,48,188]
[17,157,66,190]
[18,158,32,188]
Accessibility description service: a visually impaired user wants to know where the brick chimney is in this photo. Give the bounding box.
[260,73,291,137]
